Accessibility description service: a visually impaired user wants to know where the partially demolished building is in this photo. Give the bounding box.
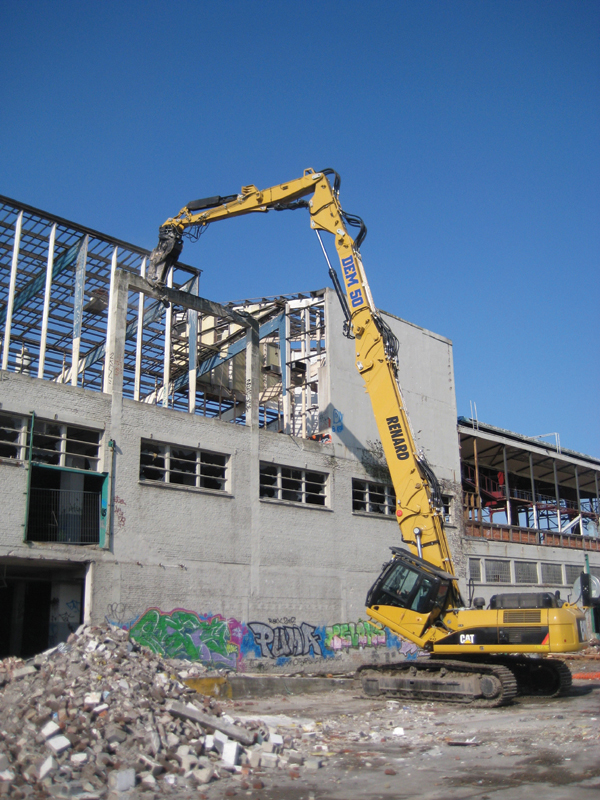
[0,196,598,666]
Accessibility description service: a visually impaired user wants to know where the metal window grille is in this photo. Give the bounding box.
[32,420,100,471]
[260,463,327,506]
[352,479,396,516]
[469,558,481,582]
[0,411,27,459]
[26,488,100,544]
[139,440,228,491]
[541,563,563,584]
[514,561,538,584]
[485,559,511,583]
[565,564,584,586]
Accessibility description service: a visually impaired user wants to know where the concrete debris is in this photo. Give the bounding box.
[0,623,330,798]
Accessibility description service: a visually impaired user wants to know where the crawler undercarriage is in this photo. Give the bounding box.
[358,656,572,707]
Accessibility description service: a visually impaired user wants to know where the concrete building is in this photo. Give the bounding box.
[1,195,598,667]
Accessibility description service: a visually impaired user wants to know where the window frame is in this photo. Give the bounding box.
[352,478,396,517]
[259,462,329,508]
[514,560,539,584]
[139,439,230,494]
[484,559,511,584]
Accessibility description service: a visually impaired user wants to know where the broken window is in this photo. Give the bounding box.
[139,440,229,492]
[541,562,563,585]
[352,479,396,516]
[485,559,511,583]
[259,463,327,506]
[514,561,538,584]
[32,420,101,471]
[0,411,27,459]
[442,495,453,523]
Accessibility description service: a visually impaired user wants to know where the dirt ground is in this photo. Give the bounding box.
[205,660,600,800]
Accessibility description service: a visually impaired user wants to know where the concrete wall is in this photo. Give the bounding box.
[1,291,460,669]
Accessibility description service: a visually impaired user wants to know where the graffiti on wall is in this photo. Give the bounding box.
[246,621,324,660]
[120,606,421,669]
[128,608,245,669]
[325,619,386,650]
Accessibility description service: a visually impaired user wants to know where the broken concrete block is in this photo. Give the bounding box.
[140,772,156,789]
[261,752,279,769]
[84,692,102,708]
[213,729,229,754]
[0,771,15,783]
[392,726,405,736]
[70,752,88,766]
[305,758,323,770]
[248,749,262,769]
[138,755,164,777]
[38,756,57,780]
[104,725,127,744]
[46,734,72,755]
[108,767,136,792]
[12,666,37,680]
[191,765,214,785]
[204,734,214,751]
[166,732,179,748]
[221,740,241,767]
[287,750,304,765]
[41,720,61,740]
[0,756,8,772]
[179,753,199,772]
[270,732,284,751]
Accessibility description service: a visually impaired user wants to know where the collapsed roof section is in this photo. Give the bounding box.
[0,196,326,437]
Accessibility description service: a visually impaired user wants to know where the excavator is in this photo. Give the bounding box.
[149,168,589,706]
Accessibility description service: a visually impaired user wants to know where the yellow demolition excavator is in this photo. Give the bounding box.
[149,169,590,706]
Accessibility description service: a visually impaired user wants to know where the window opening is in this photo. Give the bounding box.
[260,463,327,506]
[485,559,511,583]
[26,465,106,545]
[541,563,563,584]
[514,561,538,584]
[139,440,229,492]
[352,479,396,516]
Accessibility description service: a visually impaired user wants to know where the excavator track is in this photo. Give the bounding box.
[358,659,518,707]
[489,656,572,697]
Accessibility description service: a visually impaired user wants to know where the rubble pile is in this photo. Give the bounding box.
[0,625,311,799]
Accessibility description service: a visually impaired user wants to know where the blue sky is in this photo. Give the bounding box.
[1,1,598,456]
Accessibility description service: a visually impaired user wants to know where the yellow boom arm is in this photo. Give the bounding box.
[149,168,455,577]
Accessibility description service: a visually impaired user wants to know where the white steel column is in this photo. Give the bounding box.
[71,235,89,386]
[553,460,562,532]
[188,275,199,413]
[2,211,23,371]
[502,445,512,526]
[162,268,173,407]
[529,453,539,529]
[103,247,119,393]
[38,223,56,379]
[133,257,146,401]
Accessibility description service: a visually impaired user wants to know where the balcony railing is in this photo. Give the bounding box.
[27,488,100,545]
[465,521,600,552]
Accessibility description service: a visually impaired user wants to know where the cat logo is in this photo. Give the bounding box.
[459,633,476,644]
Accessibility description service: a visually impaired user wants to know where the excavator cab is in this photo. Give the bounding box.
[366,548,454,616]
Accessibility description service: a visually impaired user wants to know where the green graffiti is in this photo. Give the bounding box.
[324,619,387,650]
[129,608,239,667]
